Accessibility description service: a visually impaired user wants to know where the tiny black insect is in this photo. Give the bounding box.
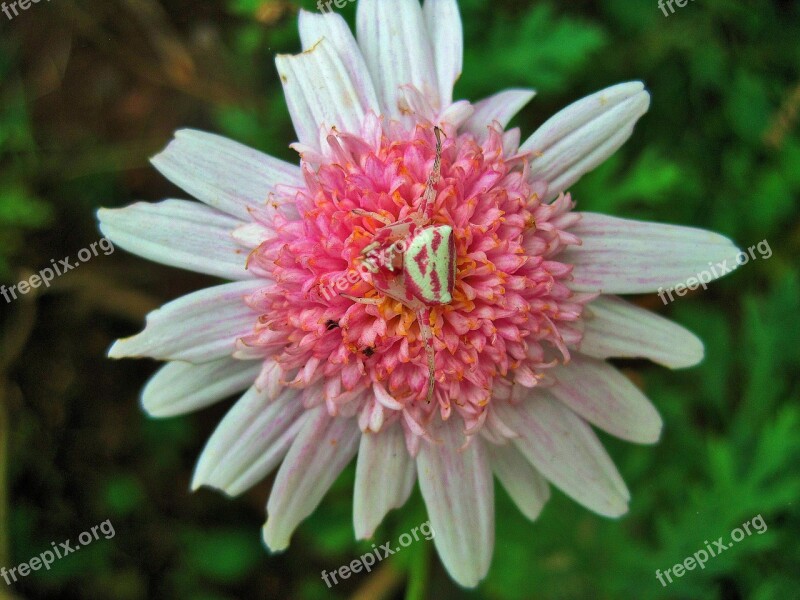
[326,320,339,330]
[363,347,375,357]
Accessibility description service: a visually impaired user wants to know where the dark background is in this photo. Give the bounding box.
[1,0,798,598]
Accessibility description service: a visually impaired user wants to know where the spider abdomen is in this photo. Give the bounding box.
[405,224,456,305]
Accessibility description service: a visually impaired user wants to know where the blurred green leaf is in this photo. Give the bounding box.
[181,528,261,583]
[462,3,607,97]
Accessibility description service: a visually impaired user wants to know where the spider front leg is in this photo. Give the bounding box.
[342,295,382,306]
[358,218,416,274]
[351,209,393,226]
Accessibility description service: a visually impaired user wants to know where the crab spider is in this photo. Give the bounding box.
[348,127,456,404]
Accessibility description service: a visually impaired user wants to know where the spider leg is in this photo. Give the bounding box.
[352,209,393,226]
[416,308,436,404]
[361,241,381,255]
[342,295,382,305]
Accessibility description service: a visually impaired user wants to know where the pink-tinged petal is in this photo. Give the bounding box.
[579,295,704,368]
[488,442,550,521]
[98,200,252,280]
[462,89,536,142]
[563,213,742,294]
[353,423,416,539]
[192,387,305,496]
[422,0,463,108]
[439,99,475,129]
[263,407,360,551]
[142,357,263,418]
[496,393,630,517]
[397,84,437,122]
[357,0,439,117]
[417,419,494,588]
[255,361,284,401]
[549,355,662,444]
[298,10,380,114]
[373,382,404,410]
[150,129,302,221]
[503,127,521,155]
[521,82,649,201]
[108,280,261,362]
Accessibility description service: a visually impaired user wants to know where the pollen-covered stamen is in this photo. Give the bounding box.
[242,118,586,437]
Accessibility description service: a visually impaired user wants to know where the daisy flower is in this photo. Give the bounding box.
[98,0,741,588]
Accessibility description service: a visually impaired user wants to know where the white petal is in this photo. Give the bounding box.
[150,129,303,221]
[98,200,252,280]
[521,82,649,201]
[192,387,305,496]
[549,355,662,444]
[357,0,439,117]
[298,9,380,117]
[232,222,273,249]
[496,393,630,518]
[353,422,416,539]
[263,407,360,551]
[142,357,263,418]
[545,124,640,200]
[563,213,742,293]
[462,89,536,142]
[422,0,463,108]
[579,295,704,368]
[276,37,379,151]
[109,280,261,362]
[417,419,493,588]
[488,442,550,521]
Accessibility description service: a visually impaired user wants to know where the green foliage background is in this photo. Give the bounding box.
[1,0,798,598]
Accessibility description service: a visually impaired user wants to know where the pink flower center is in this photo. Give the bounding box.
[243,119,586,436]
